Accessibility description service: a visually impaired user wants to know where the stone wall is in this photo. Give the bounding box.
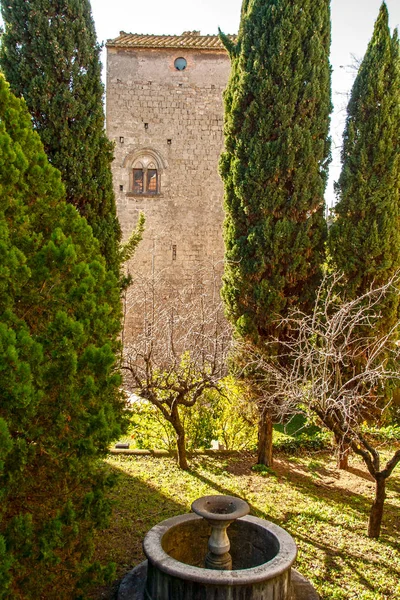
[106,45,231,336]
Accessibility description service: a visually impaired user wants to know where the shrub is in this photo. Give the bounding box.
[362,424,400,443]
[126,376,258,452]
[273,431,332,454]
[0,75,126,599]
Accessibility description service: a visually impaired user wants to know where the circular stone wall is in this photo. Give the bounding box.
[143,514,297,600]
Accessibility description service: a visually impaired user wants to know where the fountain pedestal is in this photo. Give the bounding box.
[191,495,250,570]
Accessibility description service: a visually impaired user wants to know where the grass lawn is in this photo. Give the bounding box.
[91,450,400,599]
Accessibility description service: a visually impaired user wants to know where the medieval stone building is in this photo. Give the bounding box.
[106,31,232,336]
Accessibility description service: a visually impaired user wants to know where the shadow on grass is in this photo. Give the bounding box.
[89,460,187,600]
[187,462,261,517]
[188,454,400,596]
[274,414,322,437]
[279,458,399,523]
[346,465,374,481]
[274,456,400,541]
[290,520,400,595]
[192,454,369,515]
[90,452,400,599]
[386,475,400,494]
[190,453,400,538]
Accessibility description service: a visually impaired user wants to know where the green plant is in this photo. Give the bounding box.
[219,0,331,465]
[125,376,258,453]
[127,395,218,452]
[251,464,277,477]
[205,377,258,451]
[273,432,331,454]
[182,397,219,451]
[128,401,176,451]
[329,3,400,309]
[362,424,400,443]
[0,75,126,600]
[0,0,121,273]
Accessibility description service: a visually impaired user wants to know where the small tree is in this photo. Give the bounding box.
[123,277,231,469]
[0,76,126,599]
[0,0,121,273]
[219,0,331,465]
[252,274,400,538]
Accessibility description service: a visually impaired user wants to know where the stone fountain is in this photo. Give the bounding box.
[118,494,319,599]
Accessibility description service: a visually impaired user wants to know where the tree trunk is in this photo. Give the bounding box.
[335,433,351,470]
[368,476,386,538]
[170,409,189,470]
[257,410,273,466]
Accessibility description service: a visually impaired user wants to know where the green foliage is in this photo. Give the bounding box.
[182,398,218,451]
[126,379,334,455]
[220,0,331,343]
[329,3,400,326]
[0,0,122,274]
[203,377,258,451]
[126,395,333,455]
[273,414,332,453]
[362,424,400,443]
[274,413,320,437]
[128,400,176,451]
[126,376,258,452]
[128,395,220,452]
[251,463,276,476]
[0,75,126,599]
[120,212,145,264]
[273,431,331,454]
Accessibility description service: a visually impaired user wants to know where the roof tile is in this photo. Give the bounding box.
[106,31,236,50]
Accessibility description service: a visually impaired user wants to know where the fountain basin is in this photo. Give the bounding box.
[191,495,250,521]
[143,513,297,599]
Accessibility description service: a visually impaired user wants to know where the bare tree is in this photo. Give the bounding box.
[243,274,400,538]
[122,272,232,470]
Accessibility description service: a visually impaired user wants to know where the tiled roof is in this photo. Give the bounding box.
[106,31,236,50]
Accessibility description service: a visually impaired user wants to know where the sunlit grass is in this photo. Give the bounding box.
[91,450,400,600]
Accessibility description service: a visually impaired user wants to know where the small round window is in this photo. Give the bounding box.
[174,57,187,71]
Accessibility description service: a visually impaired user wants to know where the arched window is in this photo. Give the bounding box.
[124,149,165,196]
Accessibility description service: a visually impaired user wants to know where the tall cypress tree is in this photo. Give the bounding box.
[0,0,121,274]
[329,2,400,324]
[328,4,400,461]
[219,0,331,463]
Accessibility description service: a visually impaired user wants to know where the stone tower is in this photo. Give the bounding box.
[106,31,232,336]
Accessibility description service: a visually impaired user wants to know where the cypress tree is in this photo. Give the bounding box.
[0,0,121,274]
[219,0,331,463]
[220,0,331,340]
[329,2,400,323]
[0,75,125,599]
[328,3,400,462]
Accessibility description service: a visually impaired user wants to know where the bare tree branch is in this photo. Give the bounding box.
[237,272,400,537]
[122,267,232,469]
